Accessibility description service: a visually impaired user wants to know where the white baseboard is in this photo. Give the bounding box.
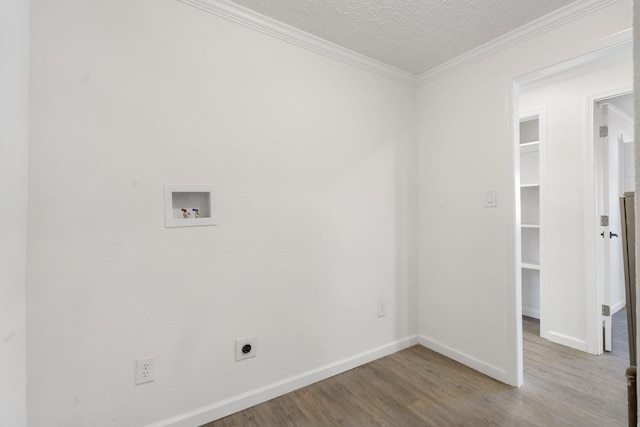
[522,307,540,319]
[147,335,418,427]
[417,334,509,385]
[545,330,588,352]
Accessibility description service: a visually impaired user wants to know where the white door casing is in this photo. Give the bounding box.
[596,101,613,352]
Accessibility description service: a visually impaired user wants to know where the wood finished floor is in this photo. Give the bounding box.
[203,311,630,426]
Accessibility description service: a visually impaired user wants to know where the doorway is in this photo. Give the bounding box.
[594,92,634,354]
[511,42,633,385]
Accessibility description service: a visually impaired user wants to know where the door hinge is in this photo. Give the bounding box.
[600,215,609,226]
[600,126,609,137]
[602,305,610,316]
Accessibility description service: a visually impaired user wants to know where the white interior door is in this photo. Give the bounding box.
[596,98,628,353]
[597,101,613,352]
[608,101,634,319]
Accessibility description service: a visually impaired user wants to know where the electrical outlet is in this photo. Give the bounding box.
[235,336,257,361]
[378,300,386,317]
[135,356,155,385]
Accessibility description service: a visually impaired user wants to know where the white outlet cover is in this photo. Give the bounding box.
[235,336,257,361]
[135,356,155,385]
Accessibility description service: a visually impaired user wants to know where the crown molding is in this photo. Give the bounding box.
[177,0,417,87]
[517,29,632,89]
[179,0,624,89]
[417,0,622,86]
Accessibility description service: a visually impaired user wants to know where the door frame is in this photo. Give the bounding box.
[508,33,632,386]
[586,87,633,355]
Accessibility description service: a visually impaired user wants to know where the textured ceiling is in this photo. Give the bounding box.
[227,0,577,75]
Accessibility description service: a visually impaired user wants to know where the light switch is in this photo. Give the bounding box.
[484,189,497,207]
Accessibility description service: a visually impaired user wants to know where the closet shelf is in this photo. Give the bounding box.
[519,112,542,320]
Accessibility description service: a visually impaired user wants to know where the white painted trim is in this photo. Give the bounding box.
[146,335,418,427]
[176,0,416,87]
[546,330,589,352]
[417,0,620,85]
[507,78,524,388]
[515,30,632,87]
[586,90,602,355]
[177,0,623,88]
[417,335,510,385]
[520,47,632,92]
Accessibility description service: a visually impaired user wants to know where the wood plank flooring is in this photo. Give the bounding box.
[203,311,630,426]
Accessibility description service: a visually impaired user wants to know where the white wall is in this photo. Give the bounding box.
[417,0,632,386]
[0,1,29,426]
[519,62,633,348]
[27,0,417,425]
